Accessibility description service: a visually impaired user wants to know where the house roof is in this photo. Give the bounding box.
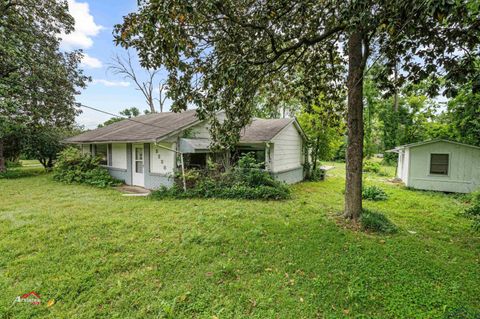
[65,110,199,143]
[387,139,480,153]
[65,110,302,144]
[239,118,296,142]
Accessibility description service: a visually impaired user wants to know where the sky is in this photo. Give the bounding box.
[61,0,172,129]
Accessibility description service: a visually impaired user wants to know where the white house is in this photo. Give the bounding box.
[389,139,480,193]
[65,110,307,189]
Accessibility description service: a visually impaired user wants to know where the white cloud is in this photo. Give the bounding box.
[81,53,102,68]
[92,79,130,87]
[60,0,103,50]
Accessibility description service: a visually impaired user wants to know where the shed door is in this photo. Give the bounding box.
[132,144,144,187]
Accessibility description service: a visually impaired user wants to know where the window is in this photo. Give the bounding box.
[430,154,449,175]
[184,153,207,169]
[94,144,108,166]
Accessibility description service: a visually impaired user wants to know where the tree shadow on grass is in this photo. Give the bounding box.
[0,167,47,179]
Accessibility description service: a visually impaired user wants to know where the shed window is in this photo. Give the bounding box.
[430,154,449,175]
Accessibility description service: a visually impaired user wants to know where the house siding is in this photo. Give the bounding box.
[407,141,480,193]
[144,143,174,189]
[150,142,176,174]
[271,123,303,174]
[272,167,304,184]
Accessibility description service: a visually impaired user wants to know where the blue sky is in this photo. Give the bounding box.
[62,0,171,129]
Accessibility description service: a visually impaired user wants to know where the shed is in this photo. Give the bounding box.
[388,139,480,193]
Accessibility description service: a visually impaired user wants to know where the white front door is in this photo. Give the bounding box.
[132,144,145,187]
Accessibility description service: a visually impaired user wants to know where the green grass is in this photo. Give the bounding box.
[0,163,479,318]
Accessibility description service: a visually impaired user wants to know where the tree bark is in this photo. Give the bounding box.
[344,31,365,220]
[0,138,5,172]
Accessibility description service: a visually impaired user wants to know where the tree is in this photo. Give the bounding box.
[447,80,480,146]
[24,127,79,170]
[108,51,168,113]
[297,94,345,173]
[115,0,480,220]
[0,0,89,172]
[98,107,143,128]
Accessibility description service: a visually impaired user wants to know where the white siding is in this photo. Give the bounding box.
[271,123,303,172]
[189,112,226,139]
[408,141,480,193]
[150,142,176,174]
[111,143,127,169]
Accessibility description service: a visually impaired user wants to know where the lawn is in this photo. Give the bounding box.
[0,162,479,318]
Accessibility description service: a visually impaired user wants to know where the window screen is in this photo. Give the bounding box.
[94,144,108,166]
[430,154,449,175]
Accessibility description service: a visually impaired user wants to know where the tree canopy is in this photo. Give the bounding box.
[114,0,478,218]
[0,0,89,171]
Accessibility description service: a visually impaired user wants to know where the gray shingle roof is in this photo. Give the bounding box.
[65,110,199,143]
[65,110,299,144]
[239,118,295,142]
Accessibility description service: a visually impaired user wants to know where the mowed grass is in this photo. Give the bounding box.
[0,163,479,318]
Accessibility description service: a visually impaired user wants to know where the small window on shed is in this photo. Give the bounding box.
[430,154,449,175]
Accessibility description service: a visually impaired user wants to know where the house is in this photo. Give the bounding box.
[65,110,307,189]
[388,139,480,193]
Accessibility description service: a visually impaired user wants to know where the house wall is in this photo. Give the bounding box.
[144,143,174,189]
[188,112,226,139]
[408,141,480,193]
[270,123,304,183]
[150,142,176,174]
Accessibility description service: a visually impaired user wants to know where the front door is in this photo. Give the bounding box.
[132,144,144,187]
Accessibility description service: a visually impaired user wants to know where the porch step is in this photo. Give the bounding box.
[115,185,151,196]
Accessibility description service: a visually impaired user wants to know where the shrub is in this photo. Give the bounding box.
[362,185,388,201]
[462,191,480,231]
[306,168,326,181]
[53,147,121,188]
[151,184,290,200]
[360,209,398,234]
[152,153,290,200]
[363,160,381,173]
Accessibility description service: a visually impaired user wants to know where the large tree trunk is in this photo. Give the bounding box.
[0,138,5,173]
[344,32,365,220]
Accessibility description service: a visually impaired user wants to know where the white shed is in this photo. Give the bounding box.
[389,139,480,193]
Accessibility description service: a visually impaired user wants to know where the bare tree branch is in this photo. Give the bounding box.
[108,50,159,113]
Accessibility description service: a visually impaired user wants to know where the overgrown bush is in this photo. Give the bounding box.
[306,168,326,181]
[360,209,397,234]
[53,147,121,188]
[363,160,381,173]
[461,191,480,231]
[362,185,388,201]
[152,153,290,200]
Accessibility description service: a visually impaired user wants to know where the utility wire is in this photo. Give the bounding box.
[78,103,184,131]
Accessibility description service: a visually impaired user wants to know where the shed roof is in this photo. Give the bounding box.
[387,139,480,153]
[65,110,302,144]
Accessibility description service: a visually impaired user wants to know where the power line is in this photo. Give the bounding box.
[77,103,183,131]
